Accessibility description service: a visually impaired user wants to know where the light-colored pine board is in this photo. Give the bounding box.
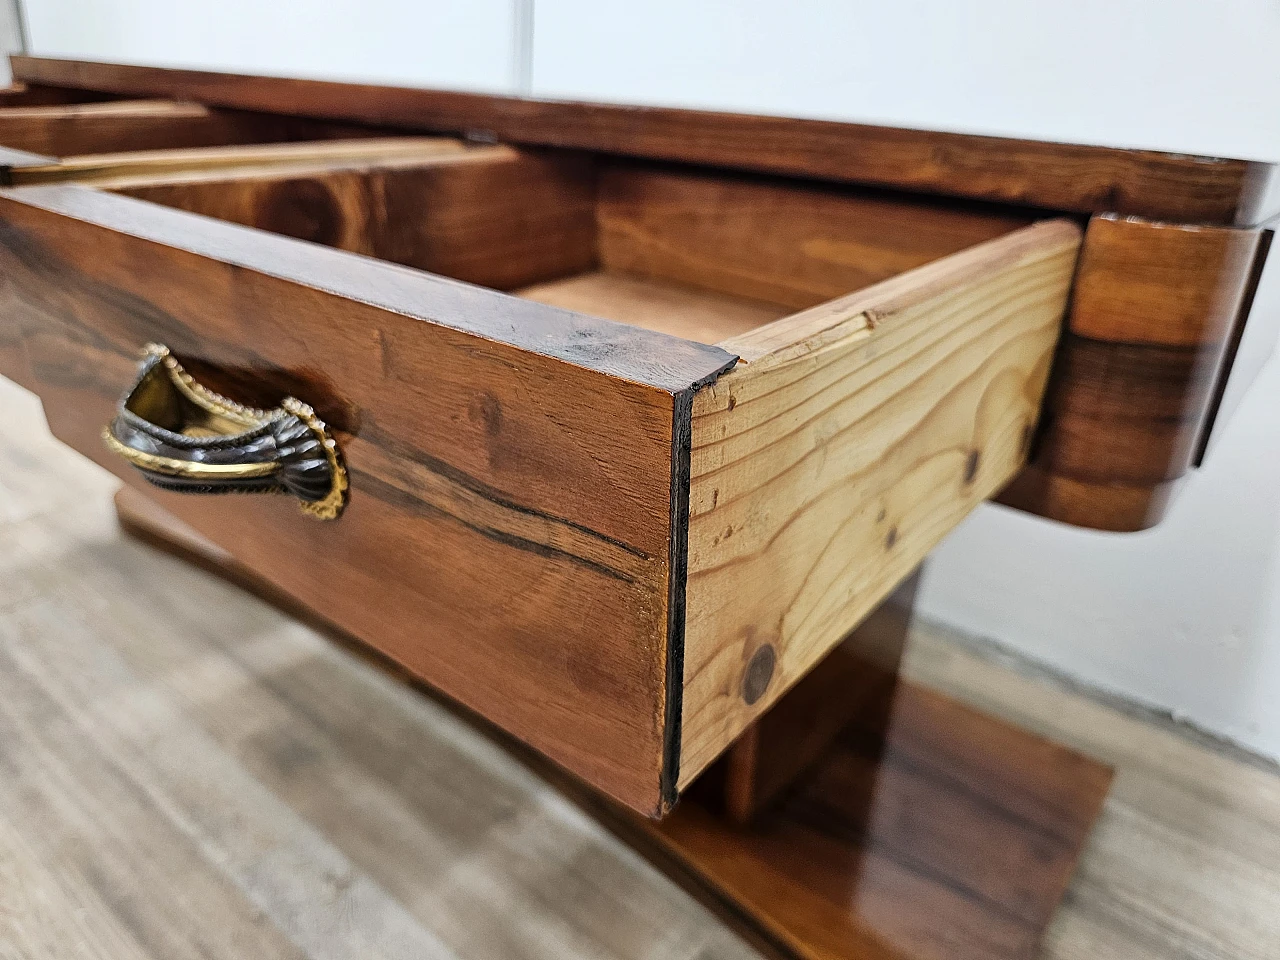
[516,271,787,344]
[678,221,1083,786]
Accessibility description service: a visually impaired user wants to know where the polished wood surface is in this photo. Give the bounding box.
[595,165,1032,310]
[113,485,1107,960]
[679,223,1080,786]
[3,59,1275,537]
[0,98,374,157]
[104,145,599,291]
[0,174,1076,802]
[1001,214,1268,531]
[0,184,735,815]
[635,683,1112,960]
[0,411,758,960]
[4,375,1277,960]
[11,56,1276,224]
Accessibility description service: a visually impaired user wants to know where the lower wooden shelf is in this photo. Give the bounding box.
[113,485,1112,960]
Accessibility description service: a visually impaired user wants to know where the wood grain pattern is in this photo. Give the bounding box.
[10,56,1276,224]
[0,98,377,158]
[102,145,599,291]
[0,184,736,815]
[597,165,1033,310]
[1001,214,1267,531]
[108,485,1109,960]
[718,576,917,825]
[6,135,470,185]
[632,682,1112,960]
[2,377,1276,960]
[517,271,787,344]
[678,222,1081,786]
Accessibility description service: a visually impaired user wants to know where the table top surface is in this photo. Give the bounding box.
[10,55,1278,226]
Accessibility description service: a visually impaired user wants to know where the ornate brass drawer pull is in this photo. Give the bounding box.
[103,344,348,520]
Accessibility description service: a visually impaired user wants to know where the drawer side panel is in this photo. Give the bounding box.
[679,222,1082,786]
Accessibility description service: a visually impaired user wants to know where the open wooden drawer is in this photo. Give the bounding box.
[0,143,1080,814]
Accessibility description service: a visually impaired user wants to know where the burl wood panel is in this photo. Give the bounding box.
[0,98,373,158]
[12,56,1277,224]
[1001,214,1268,531]
[102,145,598,291]
[0,184,736,815]
[631,682,1113,960]
[596,165,1033,310]
[679,222,1082,787]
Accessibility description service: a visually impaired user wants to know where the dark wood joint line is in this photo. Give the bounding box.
[1193,227,1275,465]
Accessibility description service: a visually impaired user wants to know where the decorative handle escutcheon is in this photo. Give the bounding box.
[103,344,348,520]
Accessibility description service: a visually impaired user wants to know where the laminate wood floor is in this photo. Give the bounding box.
[2,373,1278,960]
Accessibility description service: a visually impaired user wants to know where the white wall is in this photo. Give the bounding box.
[0,0,23,82]
[23,0,522,92]
[530,0,1280,160]
[18,0,1280,757]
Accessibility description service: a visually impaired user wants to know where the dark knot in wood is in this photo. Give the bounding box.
[742,645,776,706]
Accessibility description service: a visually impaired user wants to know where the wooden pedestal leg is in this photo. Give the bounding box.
[620,587,1114,960]
[114,486,1112,960]
[710,575,917,826]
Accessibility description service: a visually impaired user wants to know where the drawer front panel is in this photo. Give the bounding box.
[0,184,735,815]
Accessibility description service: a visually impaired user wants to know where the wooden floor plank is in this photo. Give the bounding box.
[0,598,461,960]
[0,622,312,960]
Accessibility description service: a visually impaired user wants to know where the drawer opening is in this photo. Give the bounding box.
[72,142,1040,348]
[0,99,393,158]
[523,162,1036,346]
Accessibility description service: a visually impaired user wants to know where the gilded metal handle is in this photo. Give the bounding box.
[103,344,348,520]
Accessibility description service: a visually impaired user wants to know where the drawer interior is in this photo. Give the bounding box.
[45,143,1038,344]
